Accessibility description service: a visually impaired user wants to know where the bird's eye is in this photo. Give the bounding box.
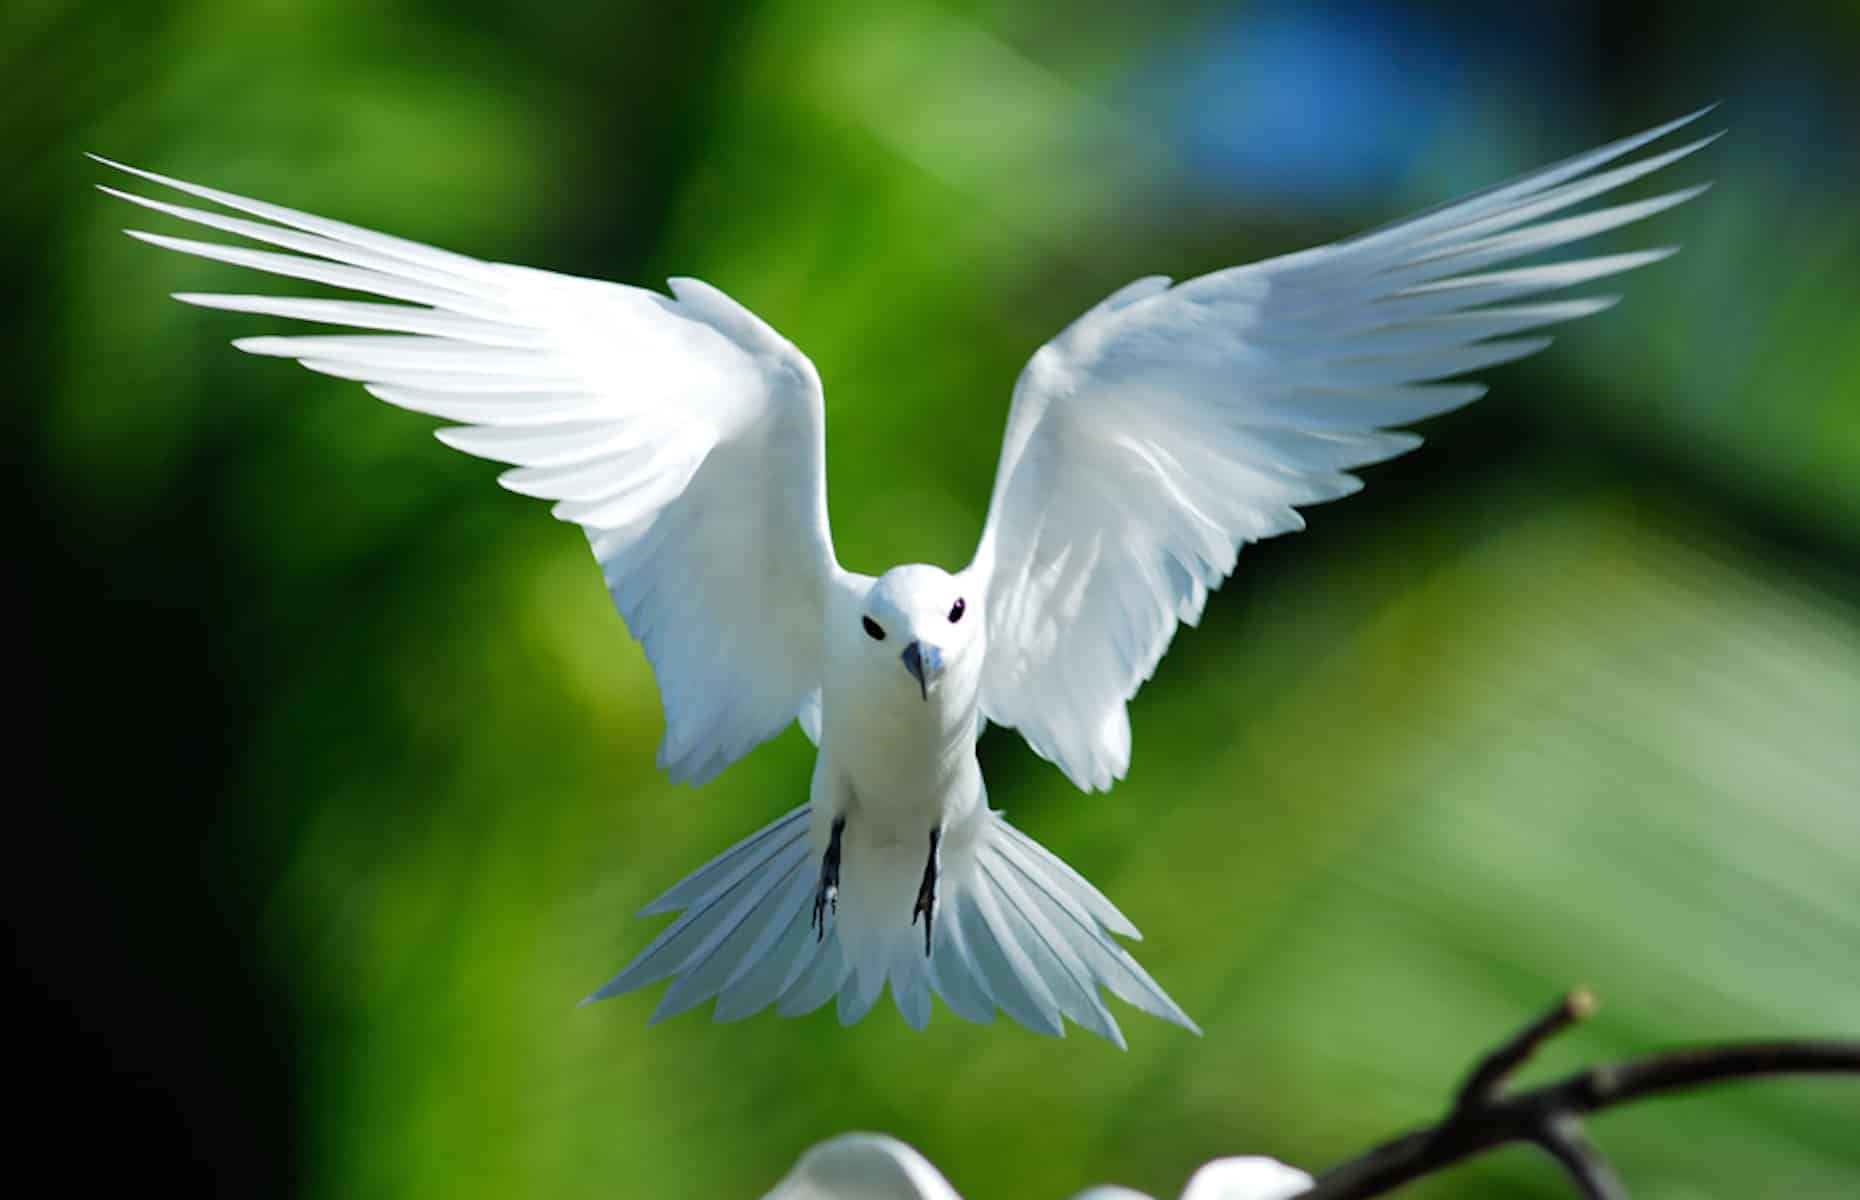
[862,616,886,641]
[948,597,966,623]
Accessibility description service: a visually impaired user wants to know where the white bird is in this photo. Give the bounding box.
[95,106,1714,1046]
[762,1132,1314,1200]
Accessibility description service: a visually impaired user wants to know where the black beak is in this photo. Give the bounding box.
[900,641,943,701]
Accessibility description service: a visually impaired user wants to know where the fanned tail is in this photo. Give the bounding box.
[585,806,1199,1047]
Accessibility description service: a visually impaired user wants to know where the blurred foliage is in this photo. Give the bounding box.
[12,1,1860,1198]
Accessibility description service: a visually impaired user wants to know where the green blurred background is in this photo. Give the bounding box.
[12,1,1859,1197]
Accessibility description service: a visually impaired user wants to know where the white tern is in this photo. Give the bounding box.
[762,1132,1313,1199]
[96,106,1714,1046]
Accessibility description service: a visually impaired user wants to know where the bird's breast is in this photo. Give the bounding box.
[818,683,981,828]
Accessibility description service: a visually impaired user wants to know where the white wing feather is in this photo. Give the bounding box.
[96,157,838,784]
[966,109,1719,792]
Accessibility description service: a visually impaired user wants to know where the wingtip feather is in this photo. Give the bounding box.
[1643,102,1721,144]
[230,336,298,358]
[90,154,191,194]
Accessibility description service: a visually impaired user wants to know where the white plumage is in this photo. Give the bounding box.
[761,1132,1315,1199]
[96,106,1714,1045]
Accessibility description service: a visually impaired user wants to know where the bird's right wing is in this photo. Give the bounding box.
[98,158,839,785]
[964,109,1717,792]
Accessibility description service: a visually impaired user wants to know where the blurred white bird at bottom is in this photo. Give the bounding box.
[98,106,1713,1046]
[763,1133,1314,1200]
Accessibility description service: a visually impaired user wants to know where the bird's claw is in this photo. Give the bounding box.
[812,816,845,942]
[811,882,838,940]
[911,828,941,957]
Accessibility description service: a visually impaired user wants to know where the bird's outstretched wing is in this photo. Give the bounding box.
[97,158,838,785]
[964,108,1718,792]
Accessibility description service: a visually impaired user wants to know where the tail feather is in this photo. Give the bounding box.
[989,824,1197,1030]
[954,883,1067,1037]
[773,903,830,1000]
[586,804,1200,1045]
[924,915,998,1026]
[979,851,1124,1046]
[712,867,816,1014]
[635,805,808,916]
[776,934,846,1017]
[994,819,1141,939]
[584,816,809,1002]
[888,945,933,1030]
[651,856,809,1023]
[836,953,889,1027]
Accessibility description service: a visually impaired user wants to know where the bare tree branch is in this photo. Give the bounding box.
[1530,1114,1627,1200]
[1300,991,1860,1199]
[1453,988,1596,1115]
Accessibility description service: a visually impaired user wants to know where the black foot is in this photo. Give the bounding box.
[811,816,845,941]
[911,828,941,957]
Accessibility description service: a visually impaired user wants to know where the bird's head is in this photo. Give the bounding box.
[857,564,980,702]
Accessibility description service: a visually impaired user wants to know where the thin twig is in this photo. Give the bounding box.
[1530,1114,1628,1200]
[1299,991,1860,1199]
[1452,988,1596,1115]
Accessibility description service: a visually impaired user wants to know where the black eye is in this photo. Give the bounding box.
[948,597,966,623]
[862,616,886,641]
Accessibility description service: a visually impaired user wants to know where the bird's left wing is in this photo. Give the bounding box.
[97,157,839,785]
[965,109,1718,792]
